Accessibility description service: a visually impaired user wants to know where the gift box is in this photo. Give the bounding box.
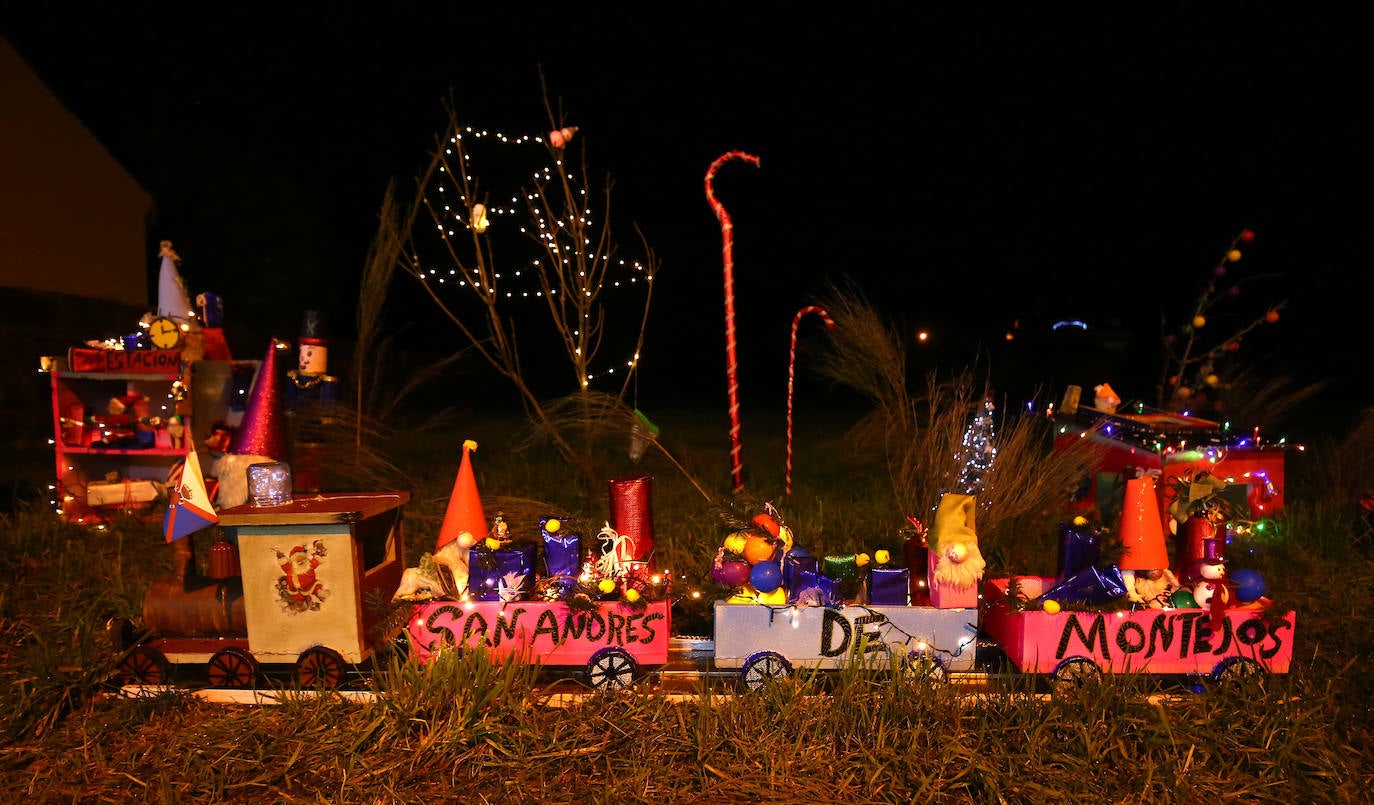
[1056,522,1101,582]
[542,529,582,577]
[788,569,843,607]
[472,543,537,601]
[1035,564,1128,606]
[783,552,818,590]
[822,554,863,600]
[86,478,160,509]
[869,566,910,605]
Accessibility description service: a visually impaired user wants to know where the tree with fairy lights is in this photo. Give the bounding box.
[1154,229,1287,419]
[398,84,665,488]
[954,396,997,495]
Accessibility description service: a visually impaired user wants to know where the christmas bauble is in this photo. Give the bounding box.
[1230,568,1266,603]
[744,535,777,564]
[717,560,751,587]
[757,587,788,606]
[723,532,749,555]
[1171,589,1197,609]
[750,561,782,593]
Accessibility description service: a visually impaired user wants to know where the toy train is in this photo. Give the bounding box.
[111,493,411,689]
[111,492,1295,695]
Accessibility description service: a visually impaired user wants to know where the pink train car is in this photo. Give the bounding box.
[982,576,1295,689]
[407,599,671,689]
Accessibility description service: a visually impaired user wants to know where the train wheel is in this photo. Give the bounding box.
[119,646,171,685]
[1212,656,1264,685]
[207,647,259,689]
[294,646,348,689]
[741,651,792,692]
[587,647,638,690]
[1051,656,1102,693]
[903,651,949,685]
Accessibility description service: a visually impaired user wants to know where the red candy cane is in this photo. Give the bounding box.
[705,151,760,491]
[786,306,835,498]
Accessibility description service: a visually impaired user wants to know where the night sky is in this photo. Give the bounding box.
[1,6,1363,431]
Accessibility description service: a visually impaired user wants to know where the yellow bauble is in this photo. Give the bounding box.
[545,518,561,533]
[1227,249,1242,262]
[624,588,641,603]
[777,525,795,551]
[598,578,617,594]
[1205,374,1219,387]
[1192,315,1207,329]
[757,587,787,606]
[484,537,501,550]
[743,535,777,564]
[723,532,749,555]
[1072,515,1088,527]
[855,553,871,568]
[1042,599,1061,615]
[875,549,891,565]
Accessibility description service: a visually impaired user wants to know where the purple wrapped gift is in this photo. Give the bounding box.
[473,543,538,601]
[542,528,582,577]
[788,569,844,607]
[869,566,910,605]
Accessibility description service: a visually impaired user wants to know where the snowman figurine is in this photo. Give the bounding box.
[1191,538,1233,630]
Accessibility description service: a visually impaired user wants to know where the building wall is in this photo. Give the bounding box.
[0,35,152,308]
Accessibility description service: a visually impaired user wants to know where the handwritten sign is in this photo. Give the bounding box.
[68,347,183,375]
[408,600,670,667]
[983,579,1295,676]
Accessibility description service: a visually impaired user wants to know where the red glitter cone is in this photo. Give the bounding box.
[229,339,287,460]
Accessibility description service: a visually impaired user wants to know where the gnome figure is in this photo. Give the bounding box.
[1118,474,1174,605]
[215,339,288,508]
[930,493,986,590]
[426,439,486,597]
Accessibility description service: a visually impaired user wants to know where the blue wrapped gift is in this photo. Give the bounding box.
[1056,522,1101,582]
[1035,564,1127,607]
[783,552,818,590]
[869,566,910,605]
[473,543,538,601]
[788,569,844,607]
[542,528,582,577]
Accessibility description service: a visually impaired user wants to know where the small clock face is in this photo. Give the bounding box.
[148,316,183,349]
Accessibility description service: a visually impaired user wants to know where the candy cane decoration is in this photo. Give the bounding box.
[786,306,835,498]
[705,150,760,491]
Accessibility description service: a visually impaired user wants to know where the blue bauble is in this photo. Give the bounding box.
[750,561,783,593]
[1229,568,1266,604]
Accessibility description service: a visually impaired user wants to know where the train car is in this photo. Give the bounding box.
[712,600,981,691]
[112,493,410,689]
[406,599,672,690]
[981,576,1296,690]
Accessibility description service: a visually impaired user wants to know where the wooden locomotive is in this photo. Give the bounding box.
[113,493,410,688]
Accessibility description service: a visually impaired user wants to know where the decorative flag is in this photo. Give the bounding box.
[164,442,218,542]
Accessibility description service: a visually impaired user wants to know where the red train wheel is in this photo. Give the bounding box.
[119,646,170,685]
[207,647,259,689]
[294,646,348,689]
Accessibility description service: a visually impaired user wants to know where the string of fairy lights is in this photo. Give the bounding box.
[411,125,654,389]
